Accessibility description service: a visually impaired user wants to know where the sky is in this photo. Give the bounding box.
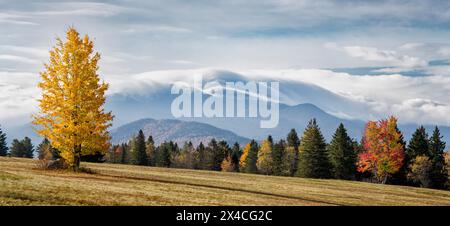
[1,0,450,126]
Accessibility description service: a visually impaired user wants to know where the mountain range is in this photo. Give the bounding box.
[4,70,450,149]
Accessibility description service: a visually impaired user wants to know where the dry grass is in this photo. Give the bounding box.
[0,157,449,206]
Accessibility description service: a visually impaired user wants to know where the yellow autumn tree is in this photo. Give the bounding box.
[239,143,251,170]
[257,139,273,175]
[33,27,113,171]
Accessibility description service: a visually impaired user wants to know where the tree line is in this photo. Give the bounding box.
[105,117,448,189]
[0,116,448,189]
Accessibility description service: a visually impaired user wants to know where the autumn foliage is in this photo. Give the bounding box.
[33,28,113,171]
[357,116,405,183]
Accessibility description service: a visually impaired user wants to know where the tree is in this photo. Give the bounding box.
[213,140,229,171]
[407,155,432,188]
[37,138,59,160]
[286,129,300,176]
[10,139,24,157]
[389,125,408,185]
[0,125,8,156]
[357,116,405,184]
[296,119,331,178]
[230,142,241,172]
[10,137,34,158]
[407,126,430,162]
[120,143,130,164]
[405,126,430,185]
[195,142,207,170]
[146,136,156,166]
[327,123,356,180]
[33,27,113,171]
[428,127,448,189]
[156,141,173,167]
[173,141,196,169]
[257,136,274,175]
[240,140,258,173]
[131,130,147,165]
[272,139,286,176]
[221,155,234,172]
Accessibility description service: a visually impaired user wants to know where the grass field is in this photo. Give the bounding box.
[0,157,449,206]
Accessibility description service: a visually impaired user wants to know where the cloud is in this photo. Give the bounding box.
[0,54,40,64]
[34,2,128,17]
[0,12,37,25]
[122,25,192,34]
[326,43,427,68]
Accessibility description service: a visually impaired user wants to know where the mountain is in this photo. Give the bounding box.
[4,69,450,149]
[5,103,450,149]
[109,118,250,147]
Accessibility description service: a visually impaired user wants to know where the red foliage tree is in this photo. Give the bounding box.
[357,116,405,183]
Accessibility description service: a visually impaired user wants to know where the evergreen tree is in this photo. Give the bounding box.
[240,140,259,173]
[272,139,286,176]
[428,127,448,189]
[215,140,230,171]
[195,142,207,170]
[407,126,430,161]
[296,119,331,178]
[10,137,34,158]
[327,123,356,180]
[157,141,172,167]
[230,142,241,172]
[0,125,8,156]
[406,126,430,185]
[286,129,300,176]
[22,137,34,158]
[10,139,24,157]
[120,143,129,164]
[131,130,147,165]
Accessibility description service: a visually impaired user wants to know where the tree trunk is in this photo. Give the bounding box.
[71,145,81,172]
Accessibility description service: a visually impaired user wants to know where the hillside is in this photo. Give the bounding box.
[1,157,449,206]
[109,118,250,146]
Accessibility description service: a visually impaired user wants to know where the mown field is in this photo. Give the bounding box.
[0,157,449,206]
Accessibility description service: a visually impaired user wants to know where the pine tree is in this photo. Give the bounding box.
[21,137,34,158]
[407,126,430,161]
[428,127,448,189]
[157,141,172,167]
[240,140,259,173]
[131,130,147,165]
[327,123,356,180]
[406,126,430,185]
[33,27,113,171]
[272,139,286,176]
[195,142,207,170]
[120,143,129,164]
[0,125,8,156]
[286,129,300,176]
[213,140,229,171]
[257,136,274,175]
[10,137,34,158]
[230,142,241,172]
[10,139,24,157]
[296,119,331,178]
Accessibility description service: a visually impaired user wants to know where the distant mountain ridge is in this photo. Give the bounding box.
[109,118,250,147]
